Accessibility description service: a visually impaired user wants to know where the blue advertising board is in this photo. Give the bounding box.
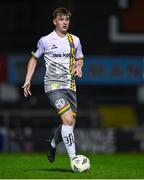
[7,55,45,84]
[7,55,144,85]
[76,56,144,85]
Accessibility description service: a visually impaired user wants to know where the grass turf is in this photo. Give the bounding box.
[0,153,144,179]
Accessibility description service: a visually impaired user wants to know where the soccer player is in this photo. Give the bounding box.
[22,7,84,164]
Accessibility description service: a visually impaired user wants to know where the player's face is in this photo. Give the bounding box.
[53,15,70,33]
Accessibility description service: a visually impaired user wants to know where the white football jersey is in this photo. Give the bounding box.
[33,30,84,93]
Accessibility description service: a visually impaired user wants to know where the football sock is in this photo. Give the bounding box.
[61,124,76,160]
[51,125,62,149]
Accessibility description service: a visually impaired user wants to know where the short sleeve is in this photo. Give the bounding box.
[75,38,84,59]
[33,38,44,59]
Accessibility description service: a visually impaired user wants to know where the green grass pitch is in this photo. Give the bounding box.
[0,153,144,179]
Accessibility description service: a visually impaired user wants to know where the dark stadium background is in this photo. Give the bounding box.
[0,0,144,153]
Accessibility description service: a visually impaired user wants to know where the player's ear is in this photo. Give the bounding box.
[53,19,56,25]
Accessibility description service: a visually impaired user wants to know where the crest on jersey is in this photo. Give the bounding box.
[51,44,58,49]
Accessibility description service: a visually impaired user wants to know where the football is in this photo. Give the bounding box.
[71,155,90,172]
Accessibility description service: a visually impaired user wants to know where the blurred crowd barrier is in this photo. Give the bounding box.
[1,126,144,153]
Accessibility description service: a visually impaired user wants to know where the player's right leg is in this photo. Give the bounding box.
[46,89,77,162]
[46,90,68,162]
[46,138,56,162]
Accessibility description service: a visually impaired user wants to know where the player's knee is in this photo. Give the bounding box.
[63,117,75,126]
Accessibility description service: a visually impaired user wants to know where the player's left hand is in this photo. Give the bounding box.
[72,66,82,78]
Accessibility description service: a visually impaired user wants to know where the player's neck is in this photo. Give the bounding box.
[55,29,67,38]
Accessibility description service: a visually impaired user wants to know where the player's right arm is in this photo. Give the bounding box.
[22,56,37,97]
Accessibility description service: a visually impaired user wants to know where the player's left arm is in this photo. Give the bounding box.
[73,58,83,78]
[72,36,84,78]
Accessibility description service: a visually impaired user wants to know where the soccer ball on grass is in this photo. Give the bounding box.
[71,155,90,172]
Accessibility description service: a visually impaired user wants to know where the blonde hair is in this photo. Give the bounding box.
[52,7,71,19]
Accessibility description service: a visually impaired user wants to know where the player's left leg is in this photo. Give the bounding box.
[47,113,76,162]
[59,89,77,161]
[60,110,76,161]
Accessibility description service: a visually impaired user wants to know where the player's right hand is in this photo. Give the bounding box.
[22,81,32,97]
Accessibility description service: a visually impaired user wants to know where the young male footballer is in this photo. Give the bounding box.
[22,7,84,164]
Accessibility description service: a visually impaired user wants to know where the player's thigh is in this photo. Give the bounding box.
[46,89,71,115]
[66,89,77,118]
[46,89,76,125]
